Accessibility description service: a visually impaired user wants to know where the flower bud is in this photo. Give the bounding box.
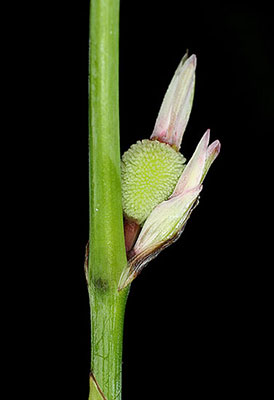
[119,54,221,291]
[119,185,202,290]
[150,53,196,150]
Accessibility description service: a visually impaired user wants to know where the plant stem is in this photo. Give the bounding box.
[88,0,129,399]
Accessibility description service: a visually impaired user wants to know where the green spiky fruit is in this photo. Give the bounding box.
[121,139,186,224]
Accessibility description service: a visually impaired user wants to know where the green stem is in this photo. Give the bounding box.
[88,0,129,399]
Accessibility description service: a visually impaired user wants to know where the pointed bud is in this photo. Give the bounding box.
[150,53,196,150]
[118,185,202,290]
[172,130,221,196]
[172,129,209,196]
[202,139,221,182]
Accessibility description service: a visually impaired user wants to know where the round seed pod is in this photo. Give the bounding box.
[121,139,186,224]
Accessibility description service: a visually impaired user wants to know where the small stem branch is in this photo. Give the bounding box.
[88,0,129,398]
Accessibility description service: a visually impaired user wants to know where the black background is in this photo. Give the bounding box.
[11,1,272,399]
